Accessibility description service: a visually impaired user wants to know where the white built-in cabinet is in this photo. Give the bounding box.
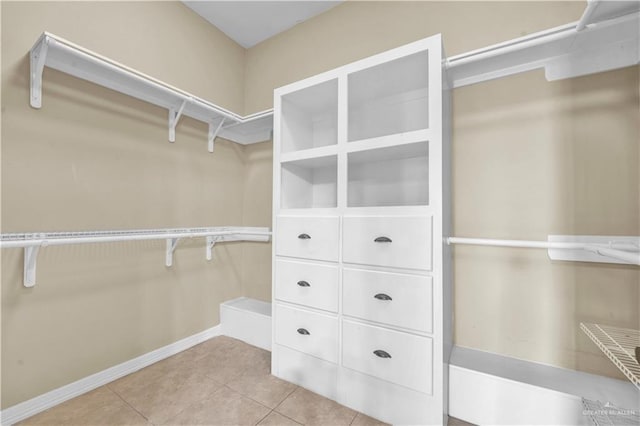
[272,34,452,425]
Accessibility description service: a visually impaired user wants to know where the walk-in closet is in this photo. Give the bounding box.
[1,1,638,425]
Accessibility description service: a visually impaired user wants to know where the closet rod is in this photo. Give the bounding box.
[446,237,638,251]
[446,237,640,266]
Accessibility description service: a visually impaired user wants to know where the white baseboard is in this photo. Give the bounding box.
[0,325,221,426]
[220,297,272,351]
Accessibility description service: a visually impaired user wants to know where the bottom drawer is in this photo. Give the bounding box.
[342,320,432,394]
[274,304,338,363]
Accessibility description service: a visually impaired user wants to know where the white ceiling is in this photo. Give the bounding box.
[183,1,343,48]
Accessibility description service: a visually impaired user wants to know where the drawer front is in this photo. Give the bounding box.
[342,320,432,394]
[274,304,338,363]
[342,216,432,270]
[275,260,339,312]
[276,216,339,262]
[343,268,432,333]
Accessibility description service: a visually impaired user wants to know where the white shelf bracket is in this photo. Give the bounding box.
[208,118,226,153]
[206,236,217,260]
[30,36,50,109]
[548,235,640,265]
[23,246,40,287]
[168,99,188,142]
[165,238,180,267]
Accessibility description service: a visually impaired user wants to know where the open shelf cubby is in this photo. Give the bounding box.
[280,79,338,153]
[281,155,337,209]
[348,142,429,207]
[348,51,429,142]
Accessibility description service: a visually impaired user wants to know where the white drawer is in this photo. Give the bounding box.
[342,216,432,270]
[275,259,339,312]
[274,304,338,363]
[343,268,432,333]
[342,320,432,394]
[276,216,339,262]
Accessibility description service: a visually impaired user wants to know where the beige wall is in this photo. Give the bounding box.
[244,0,639,381]
[1,1,251,408]
[244,1,585,114]
[240,141,274,303]
[453,67,639,379]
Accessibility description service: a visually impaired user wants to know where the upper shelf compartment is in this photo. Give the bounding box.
[29,32,273,151]
[280,79,338,153]
[348,51,429,142]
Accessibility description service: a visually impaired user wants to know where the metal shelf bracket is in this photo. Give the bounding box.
[30,36,50,108]
[206,236,217,260]
[165,238,180,267]
[23,246,40,288]
[168,99,188,142]
[208,118,226,153]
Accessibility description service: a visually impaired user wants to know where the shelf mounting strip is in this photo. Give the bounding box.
[0,226,271,287]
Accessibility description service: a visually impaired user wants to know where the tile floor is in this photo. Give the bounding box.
[19,336,473,425]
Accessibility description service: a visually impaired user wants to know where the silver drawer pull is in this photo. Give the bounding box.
[374,236,392,243]
[298,233,311,240]
[374,293,392,301]
[297,328,310,335]
[373,350,392,359]
[297,280,311,287]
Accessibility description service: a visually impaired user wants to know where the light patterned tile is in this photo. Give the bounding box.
[227,370,297,408]
[196,340,271,384]
[18,338,383,426]
[108,362,171,398]
[18,387,148,425]
[275,387,357,426]
[163,385,270,425]
[351,412,390,426]
[258,411,302,426]
[113,369,221,425]
[189,335,242,359]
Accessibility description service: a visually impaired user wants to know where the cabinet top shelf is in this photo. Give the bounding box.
[30,32,273,145]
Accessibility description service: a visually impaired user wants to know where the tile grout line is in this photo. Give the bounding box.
[105,384,151,423]
[225,382,290,415]
[272,385,299,412]
[270,386,303,425]
[275,411,304,425]
[161,382,230,425]
[218,384,276,426]
[253,408,275,425]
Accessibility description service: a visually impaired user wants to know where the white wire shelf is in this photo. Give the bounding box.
[30,32,273,151]
[581,323,640,390]
[582,398,640,426]
[0,226,271,288]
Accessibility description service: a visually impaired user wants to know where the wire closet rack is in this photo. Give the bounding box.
[0,226,271,287]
